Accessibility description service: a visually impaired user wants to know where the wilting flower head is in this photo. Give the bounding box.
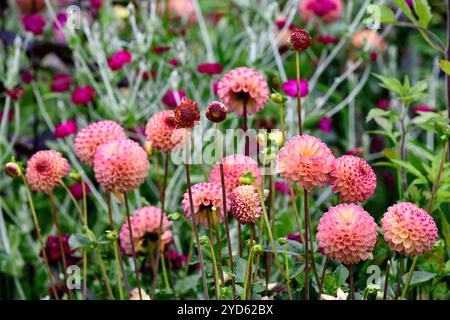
[352,30,387,51]
[108,50,132,71]
[145,110,184,153]
[276,134,335,191]
[217,67,269,116]
[317,203,378,265]
[230,185,262,225]
[197,63,224,75]
[69,182,91,200]
[206,101,228,123]
[93,139,149,194]
[281,79,309,97]
[71,86,95,105]
[329,155,376,203]
[75,120,126,166]
[172,97,200,129]
[51,74,72,92]
[381,202,438,256]
[209,154,262,193]
[41,235,80,266]
[318,116,333,133]
[289,28,312,51]
[54,119,77,139]
[300,0,343,24]
[119,206,172,255]
[25,150,71,194]
[162,89,186,108]
[182,182,225,227]
[22,14,46,35]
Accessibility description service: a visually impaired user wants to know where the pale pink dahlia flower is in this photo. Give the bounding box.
[75,120,126,166]
[217,67,269,116]
[25,150,70,194]
[119,206,172,255]
[329,155,376,203]
[381,202,438,256]
[145,110,184,154]
[230,185,262,225]
[209,154,262,194]
[317,203,378,265]
[93,139,149,194]
[299,0,343,24]
[276,134,335,191]
[182,182,225,227]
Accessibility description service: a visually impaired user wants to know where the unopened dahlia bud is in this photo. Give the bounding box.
[289,28,312,51]
[270,92,287,104]
[168,212,181,221]
[277,237,287,245]
[199,235,208,245]
[252,244,264,255]
[239,172,256,185]
[4,162,21,178]
[246,239,256,248]
[69,171,81,181]
[105,230,118,241]
[206,101,228,123]
[173,97,200,129]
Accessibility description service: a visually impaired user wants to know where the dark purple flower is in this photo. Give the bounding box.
[5,87,25,101]
[40,235,80,266]
[274,181,290,195]
[281,79,309,97]
[168,58,180,66]
[405,0,413,7]
[197,63,224,75]
[90,0,103,9]
[54,119,77,139]
[69,182,91,200]
[51,74,72,92]
[286,233,302,243]
[21,71,34,84]
[318,116,332,133]
[413,105,435,113]
[71,86,95,105]
[53,12,67,30]
[108,50,132,71]
[165,248,188,269]
[316,34,338,44]
[152,46,171,54]
[376,99,390,110]
[212,82,219,96]
[22,14,46,35]
[275,18,296,30]
[162,89,186,108]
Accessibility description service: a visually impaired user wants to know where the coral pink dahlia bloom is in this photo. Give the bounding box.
[230,185,262,225]
[182,182,225,227]
[329,155,376,203]
[119,206,172,255]
[317,203,378,265]
[276,134,335,191]
[25,150,71,194]
[217,67,269,116]
[93,139,149,194]
[209,154,262,194]
[381,202,438,256]
[145,110,184,154]
[75,120,127,166]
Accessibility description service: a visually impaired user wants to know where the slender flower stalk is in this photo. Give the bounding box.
[427,141,448,213]
[395,256,404,300]
[348,264,355,300]
[383,260,391,300]
[289,187,304,243]
[207,215,219,299]
[81,180,88,299]
[212,211,225,287]
[400,256,418,299]
[283,242,293,300]
[303,190,310,299]
[295,51,303,135]
[160,247,171,291]
[318,256,329,299]
[243,238,254,300]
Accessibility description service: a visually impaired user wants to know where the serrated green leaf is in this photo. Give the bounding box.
[413,0,432,28]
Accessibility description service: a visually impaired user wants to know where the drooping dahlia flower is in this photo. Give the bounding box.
[329,155,377,203]
[299,0,343,24]
[352,30,387,51]
[217,67,269,116]
[381,202,438,256]
[93,139,149,195]
[145,110,184,154]
[230,185,262,225]
[276,134,335,191]
[317,203,378,265]
[209,154,262,193]
[119,206,172,256]
[172,97,200,129]
[25,150,70,194]
[182,182,225,227]
[74,120,126,166]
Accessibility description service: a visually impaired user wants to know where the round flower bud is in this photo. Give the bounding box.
[206,101,228,123]
[4,162,21,178]
[289,28,312,51]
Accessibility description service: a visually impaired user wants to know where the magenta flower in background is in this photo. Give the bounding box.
[197,63,224,75]
[162,89,186,107]
[69,182,91,200]
[413,105,435,113]
[406,0,413,7]
[40,235,80,266]
[51,74,72,92]
[281,79,309,97]
[318,116,332,133]
[274,181,290,195]
[316,34,338,45]
[21,71,34,84]
[22,14,46,35]
[71,86,95,105]
[108,50,132,71]
[165,248,188,269]
[54,119,77,139]
[376,98,390,110]
[53,12,67,30]
[286,233,302,243]
[90,0,103,9]
[168,58,180,66]
[5,87,25,101]
[212,81,219,95]
[275,18,296,30]
[152,46,171,54]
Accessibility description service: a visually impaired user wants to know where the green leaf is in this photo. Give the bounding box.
[390,159,428,183]
[373,74,404,96]
[378,4,396,23]
[402,271,435,288]
[439,60,450,76]
[393,0,417,23]
[413,0,432,28]
[335,265,349,287]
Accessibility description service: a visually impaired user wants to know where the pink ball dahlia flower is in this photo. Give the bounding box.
[329,155,377,203]
[217,67,269,116]
[381,202,438,256]
[209,154,262,194]
[75,120,127,166]
[230,185,262,225]
[25,150,70,194]
[299,0,343,24]
[145,110,184,154]
[182,182,225,227]
[93,139,149,194]
[119,206,172,255]
[317,203,378,265]
[276,134,335,191]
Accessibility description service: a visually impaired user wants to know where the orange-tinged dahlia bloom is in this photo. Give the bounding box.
[352,30,387,51]
[145,110,184,154]
[276,134,335,191]
[25,150,70,194]
[209,154,262,194]
[317,203,378,265]
[75,120,126,166]
[230,185,262,225]
[93,139,149,194]
[329,155,376,203]
[381,202,438,256]
[217,67,269,116]
[182,182,225,227]
[119,206,172,256]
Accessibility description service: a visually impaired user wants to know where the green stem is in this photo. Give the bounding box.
[160,247,171,291]
[295,51,303,135]
[400,256,418,300]
[395,256,404,300]
[94,248,114,299]
[284,243,293,300]
[427,141,448,213]
[207,236,221,300]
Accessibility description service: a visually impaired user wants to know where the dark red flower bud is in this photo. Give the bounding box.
[173,97,200,129]
[206,101,228,123]
[289,28,312,51]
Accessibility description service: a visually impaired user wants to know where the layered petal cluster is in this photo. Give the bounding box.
[317,204,378,265]
[75,120,126,166]
[93,139,149,194]
[25,150,70,194]
[329,155,376,203]
[145,110,184,153]
[119,206,172,256]
[217,67,269,116]
[381,202,438,256]
[230,185,262,225]
[276,134,335,191]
